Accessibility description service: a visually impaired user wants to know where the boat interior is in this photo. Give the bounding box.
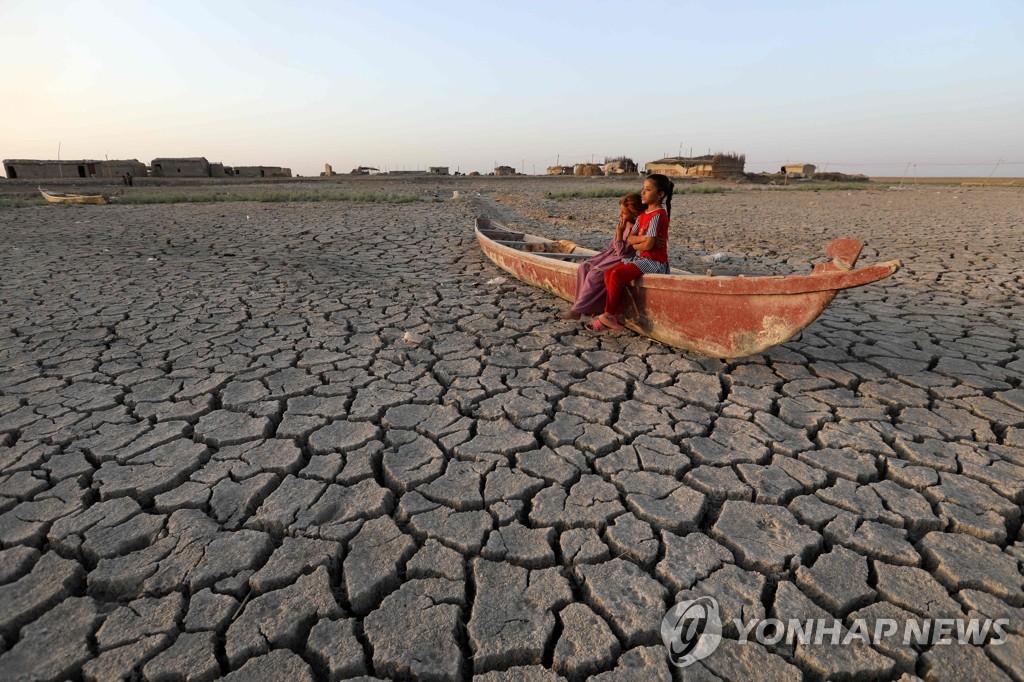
[478,223,591,259]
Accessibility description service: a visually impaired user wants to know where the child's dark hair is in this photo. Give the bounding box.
[646,173,675,220]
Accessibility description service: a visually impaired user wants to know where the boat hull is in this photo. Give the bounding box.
[39,188,107,205]
[475,218,900,358]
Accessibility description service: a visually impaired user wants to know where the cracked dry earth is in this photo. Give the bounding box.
[0,181,1022,682]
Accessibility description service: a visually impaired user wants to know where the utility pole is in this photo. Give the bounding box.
[987,158,1003,184]
[898,162,911,188]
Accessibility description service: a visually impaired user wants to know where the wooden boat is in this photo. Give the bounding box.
[475,216,901,358]
[39,187,107,205]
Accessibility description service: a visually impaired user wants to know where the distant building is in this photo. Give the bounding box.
[151,157,212,177]
[646,153,746,179]
[494,165,517,176]
[150,158,289,178]
[209,162,236,177]
[603,157,638,175]
[234,166,292,178]
[3,158,146,180]
[428,166,449,175]
[574,163,604,177]
[782,164,816,178]
[349,166,380,175]
[546,166,573,175]
[99,159,149,179]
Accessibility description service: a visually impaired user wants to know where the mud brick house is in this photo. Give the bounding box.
[646,153,746,179]
[3,158,147,179]
[151,157,212,177]
[603,157,638,175]
[573,163,604,176]
[782,163,816,178]
[234,166,292,178]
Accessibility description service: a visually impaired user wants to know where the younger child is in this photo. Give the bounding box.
[589,173,674,331]
[558,193,644,319]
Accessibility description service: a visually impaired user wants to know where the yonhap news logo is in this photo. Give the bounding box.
[661,597,723,668]
[661,596,1011,668]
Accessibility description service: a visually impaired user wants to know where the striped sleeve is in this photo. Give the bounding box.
[644,212,661,237]
[627,256,670,274]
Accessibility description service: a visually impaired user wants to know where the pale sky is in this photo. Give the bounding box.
[2,0,1022,177]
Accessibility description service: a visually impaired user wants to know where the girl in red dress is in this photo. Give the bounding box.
[588,173,674,332]
[558,193,644,320]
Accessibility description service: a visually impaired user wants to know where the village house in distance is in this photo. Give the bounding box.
[151,158,291,178]
[646,152,746,179]
[2,157,291,179]
[782,163,817,178]
[547,156,639,177]
[2,159,147,180]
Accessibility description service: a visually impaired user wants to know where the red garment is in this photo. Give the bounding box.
[603,262,644,316]
[634,208,668,264]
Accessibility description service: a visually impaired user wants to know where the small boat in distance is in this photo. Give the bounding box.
[475,216,901,358]
[39,187,107,205]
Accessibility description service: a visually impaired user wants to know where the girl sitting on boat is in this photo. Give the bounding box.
[589,173,674,332]
[558,193,645,320]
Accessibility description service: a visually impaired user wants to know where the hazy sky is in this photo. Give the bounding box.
[2,0,1022,177]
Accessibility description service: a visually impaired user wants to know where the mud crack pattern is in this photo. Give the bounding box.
[0,180,1022,681]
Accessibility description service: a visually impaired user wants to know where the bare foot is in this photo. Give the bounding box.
[557,310,582,320]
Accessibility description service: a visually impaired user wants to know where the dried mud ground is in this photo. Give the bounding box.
[0,178,1022,681]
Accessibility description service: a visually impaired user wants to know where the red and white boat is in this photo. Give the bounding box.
[475,216,900,358]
